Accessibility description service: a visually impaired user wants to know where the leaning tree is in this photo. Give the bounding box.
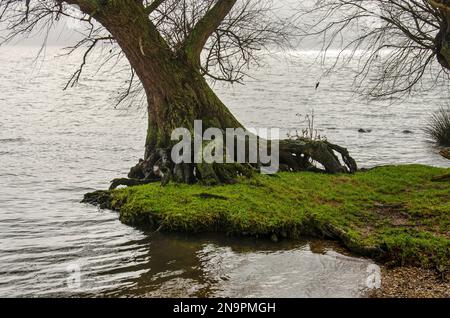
[298,0,450,98]
[0,0,358,186]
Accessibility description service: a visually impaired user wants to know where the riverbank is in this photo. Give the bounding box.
[85,165,449,269]
[84,165,449,284]
[369,266,449,298]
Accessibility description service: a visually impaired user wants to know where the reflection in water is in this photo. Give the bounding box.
[86,234,374,298]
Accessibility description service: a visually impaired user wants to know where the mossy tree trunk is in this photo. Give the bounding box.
[430,0,450,69]
[90,1,245,183]
[72,1,356,187]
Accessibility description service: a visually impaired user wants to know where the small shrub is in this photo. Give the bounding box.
[288,110,327,141]
[425,106,450,146]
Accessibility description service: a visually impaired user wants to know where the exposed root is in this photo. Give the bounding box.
[440,149,450,160]
[121,138,357,187]
[432,174,450,182]
[109,178,159,190]
[431,149,450,182]
[81,190,113,209]
[279,139,358,173]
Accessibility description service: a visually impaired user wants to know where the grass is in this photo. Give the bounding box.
[425,106,450,146]
[103,165,450,271]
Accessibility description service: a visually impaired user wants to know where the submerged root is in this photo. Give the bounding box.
[82,190,113,209]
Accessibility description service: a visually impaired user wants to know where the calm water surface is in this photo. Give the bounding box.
[0,46,448,297]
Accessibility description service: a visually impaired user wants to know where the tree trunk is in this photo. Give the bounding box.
[126,52,247,184]
[431,0,450,70]
[93,2,357,187]
[138,63,246,184]
[93,3,246,183]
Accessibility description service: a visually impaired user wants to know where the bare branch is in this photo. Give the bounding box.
[182,0,237,65]
[144,0,168,14]
[297,0,450,98]
[150,0,293,84]
[0,1,293,102]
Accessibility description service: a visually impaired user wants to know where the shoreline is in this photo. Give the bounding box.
[368,266,449,298]
[83,164,450,297]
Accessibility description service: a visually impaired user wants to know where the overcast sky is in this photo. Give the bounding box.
[3,0,320,47]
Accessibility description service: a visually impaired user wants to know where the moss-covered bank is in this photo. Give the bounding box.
[84,165,450,272]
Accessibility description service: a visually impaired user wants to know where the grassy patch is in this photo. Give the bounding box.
[106,165,450,270]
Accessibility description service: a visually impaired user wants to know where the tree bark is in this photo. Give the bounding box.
[86,1,357,188]
[91,2,243,181]
[430,0,450,69]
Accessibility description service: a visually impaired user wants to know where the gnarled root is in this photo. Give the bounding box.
[121,138,357,187]
[196,162,254,185]
[82,190,113,209]
[440,149,450,160]
[432,174,450,182]
[431,149,450,182]
[279,139,357,174]
[109,178,159,190]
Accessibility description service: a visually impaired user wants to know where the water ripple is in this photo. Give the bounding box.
[0,47,448,298]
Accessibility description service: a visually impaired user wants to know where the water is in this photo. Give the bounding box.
[0,46,448,298]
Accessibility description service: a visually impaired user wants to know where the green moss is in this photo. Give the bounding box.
[108,165,450,270]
